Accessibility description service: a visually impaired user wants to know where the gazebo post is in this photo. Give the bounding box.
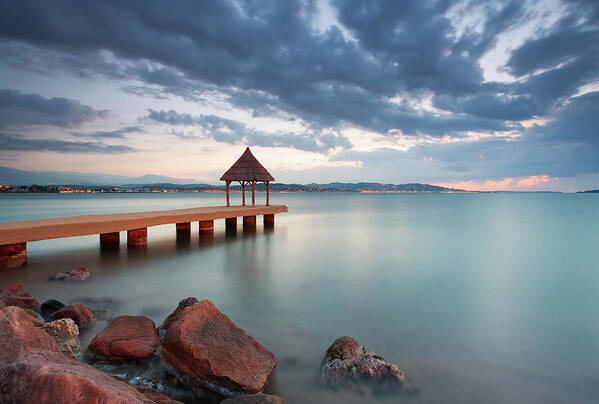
[226,181,231,206]
[266,181,270,206]
[241,181,246,206]
[251,181,255,206]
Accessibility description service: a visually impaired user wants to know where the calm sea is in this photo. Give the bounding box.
[1,192,598,403]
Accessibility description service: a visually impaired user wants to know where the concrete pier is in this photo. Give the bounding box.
[0,243,26,269]
[243,215,256,228]
[199,220,214,234]
[100,232,120,248]
[127,228,147,247]
[0,205,287,269]
[264,214,275,227]
[176,222,191,239]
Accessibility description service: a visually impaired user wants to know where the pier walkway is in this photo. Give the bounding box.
[0,204,287,269]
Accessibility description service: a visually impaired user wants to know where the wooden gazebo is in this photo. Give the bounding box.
[220,147,275,207]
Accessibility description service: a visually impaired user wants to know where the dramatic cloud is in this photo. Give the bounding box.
[0,0,597,188]
[72,126,145,139]
[0,88,109,129]
[0,133,134,154]
[146,109,351,153]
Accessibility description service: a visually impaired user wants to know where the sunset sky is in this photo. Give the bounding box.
[0,0,597,191]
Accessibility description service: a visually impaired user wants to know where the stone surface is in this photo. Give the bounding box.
[41,298,66,320]
[0,306,58,366]
[50,303,96,330]
[161,299,278,397]
[159,297,198,333]
[42,318,79,359]
[221,393,287,404]
[129,384,184,404]
[89,315,159,360]
[0,283,40,312]
[320,336,418,396]
[0,306,162,403]
[0,243,26,269]
[51,266,90,281]
[0,350,157,403]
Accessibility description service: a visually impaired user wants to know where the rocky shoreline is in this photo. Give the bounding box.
[0,281,417,403]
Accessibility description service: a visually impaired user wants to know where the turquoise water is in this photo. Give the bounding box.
[1,192,598,403]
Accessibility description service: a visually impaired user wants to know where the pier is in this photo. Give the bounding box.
[0,205,287,269]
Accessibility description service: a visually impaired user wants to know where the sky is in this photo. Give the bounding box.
[0,0,597,191]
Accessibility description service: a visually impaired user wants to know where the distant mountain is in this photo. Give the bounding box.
[577,189,599,193]
[0,167,200,185]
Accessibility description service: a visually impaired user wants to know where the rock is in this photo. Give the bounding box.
[221,393,287,404]
[50,303,96,330]
[1,350,158,403]
[51,266,90,281]
[161,299,278,397]
[42,318,79,359]
[158,297,198,333]
[129,384,184,404]
[88,315,159,361]
[320,336,418,396]
[0,283,40,312]
[92,307,113,321]
[0,306,58,365]
[41,298,66,319]
[0,306,161,403]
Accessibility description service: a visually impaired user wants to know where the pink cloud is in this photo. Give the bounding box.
[516,175,555,188]
[434,178,514,191]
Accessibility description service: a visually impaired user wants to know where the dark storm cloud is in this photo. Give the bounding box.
[0,0,535,135]
[70,126,145,139]
[334,91,599,179]
[0,0,597,179]
[146,109,351,153]
[0,133,134,154]
[0,88,109,128]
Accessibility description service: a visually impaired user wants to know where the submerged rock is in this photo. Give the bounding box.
[320,336,418,396]
[0,306,165,403]
[50,303,96,330]
[220,393,287,403]
[51,266,90,281]
[161,298,278,397]
[88,315,159,361]
[0,284,40,312]
[41,298,66,320]
[42,318,79,359]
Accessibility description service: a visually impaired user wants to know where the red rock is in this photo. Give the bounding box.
[220,393,288,403]
[129,384,184,404]
[0,306,160,403]
[50,303,96,329]
[161,299,278,397]
[0,350,157,403]
[0,283,40,312]
[42,318,79,359]
[88,315,159,360]
[158,297,198,332]
[0,306,58,366]
[51,266,90,281]
[320,336,418,395]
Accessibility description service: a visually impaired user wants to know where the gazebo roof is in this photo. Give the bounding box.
[220,147,275,182]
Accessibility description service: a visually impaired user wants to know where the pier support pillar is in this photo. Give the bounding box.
[199,220,214,234]
[0,243,26,269]
[176,222,191,239]
[100,232,120,248]
[243,215,256,228]
[264,214,275,228]
[225,217,237,231]
[127,228,147,247]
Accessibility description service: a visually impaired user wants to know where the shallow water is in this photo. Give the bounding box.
[1,192,598,403]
